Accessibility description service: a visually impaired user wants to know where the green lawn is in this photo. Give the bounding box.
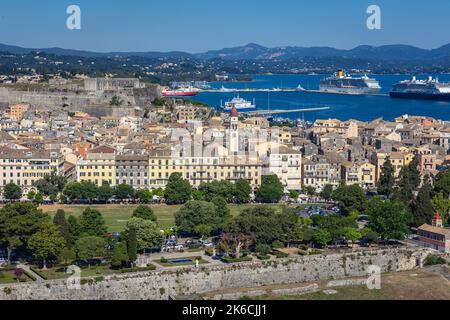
[41,203,287,232]
[0,269,33,284]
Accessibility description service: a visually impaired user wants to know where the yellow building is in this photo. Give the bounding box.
[373,151,415,181]
[0,148,64,195]
[77,146,116,187]
[342,161,376,189]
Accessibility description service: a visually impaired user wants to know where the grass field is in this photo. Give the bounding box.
[40,203,286,232]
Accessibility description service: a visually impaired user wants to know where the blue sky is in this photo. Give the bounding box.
[0,0,449,52]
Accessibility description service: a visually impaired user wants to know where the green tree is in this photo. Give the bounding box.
[411,178,434,226]
[33,172,66,197]
[361,229,379,247]
[332,184,368,216]
[431,192,450,225]
[0,203,49,263]
[320,185,334,201]
[67,215,81,245]
[313,229,332,248]
[62,182,83,202]
[114,184,135,200]
[98,181,112,202]
[136,189,152,203]
[164,173,192,205]
[34,192,44,205]
[256,175,284,203]
[343,227,362,249]
[78,208,107,237]
[199,180,235,202]
[27,191,36,201]
[75,236,107,264]
[3,183,22,201]
[211,196,231,231]
[312,214,358,244]
[59,247,76,265]
[194,224,213,240]
[289,190,300,200]
[192,189,203,201]
[435,169,450,197]
[132,205,157,221]
[152,188,164,197]
[53,209,70,243]
[234,179,252,204]
[28,223,65,269]
[377,157,395,197]
[394,156,421,205]
[367,197,412,241]
[111,242,129,269]
[126,228,138,264]
[175,200,230,236]
[302,186,316,197]
[229,206,298,246]
[123,218,164,251]
[63,181,99,202]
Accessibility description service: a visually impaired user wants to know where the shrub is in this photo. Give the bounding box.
[160,258,169,263]
[272,240,284,249]
[221,256,253,264]
[257,255,271,260]
[424,254,447,266]
[272,250,289,259]
[255,243,271,256]
[298,250,308,256]
[309,249,323,255]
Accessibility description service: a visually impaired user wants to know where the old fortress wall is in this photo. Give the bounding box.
[0,248,433,300]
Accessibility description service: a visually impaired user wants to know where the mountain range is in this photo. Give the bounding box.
[1,42,450,61]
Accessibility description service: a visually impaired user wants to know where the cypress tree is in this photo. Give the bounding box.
[53,209,70,244]
[411,176,434,226]
[377,157,395,197]
[127,227,138,266]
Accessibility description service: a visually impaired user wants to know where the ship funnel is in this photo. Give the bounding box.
[428,76,433,82]
[412,76,416,81]
[338,69,344,78]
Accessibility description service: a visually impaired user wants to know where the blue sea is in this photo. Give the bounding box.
[191,74,450,122]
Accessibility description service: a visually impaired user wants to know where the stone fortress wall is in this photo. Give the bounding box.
[0,248,434,300]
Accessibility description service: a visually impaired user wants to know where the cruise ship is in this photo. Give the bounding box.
[161,86,198,97]
[390,76,450,101]
[221,95,256,112]
[319,70,381,94]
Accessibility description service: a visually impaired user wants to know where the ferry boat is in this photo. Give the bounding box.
[161,87,198,97]
[390,76,450,101]
[319,70,381,94]
[221,95,257,112]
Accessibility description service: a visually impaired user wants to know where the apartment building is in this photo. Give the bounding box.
[115,154,149,189]
[0,148,64,195]
[341,160,377,190]
[264,146,301,191]
[77,146,116,187]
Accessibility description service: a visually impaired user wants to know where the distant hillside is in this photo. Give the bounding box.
[1,42,450,61]
[196,43,450,61]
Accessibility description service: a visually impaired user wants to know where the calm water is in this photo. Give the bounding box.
[191,74,450,122]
